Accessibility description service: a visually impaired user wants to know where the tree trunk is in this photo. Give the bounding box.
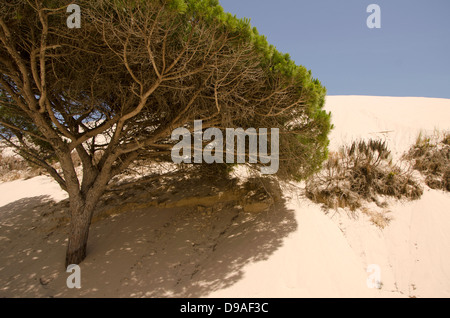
[65,195,97,267]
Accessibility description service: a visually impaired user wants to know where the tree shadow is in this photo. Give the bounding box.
[0,195,69,297]
[0,173,298,298]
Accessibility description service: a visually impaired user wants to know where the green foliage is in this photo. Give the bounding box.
[1,0,331,182]
[0,94,55,161]
[172,0,328,109]
[0,0,332,265]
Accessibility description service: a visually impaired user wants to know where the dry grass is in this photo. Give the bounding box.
[404,132,450,191]
[306,139,423,211]
[0,153,43,182]
[361,207,391,229]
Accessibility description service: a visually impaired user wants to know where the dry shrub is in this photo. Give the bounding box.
[361,207,391,229]
[405,132,450,191]
[0,153,42,182]
[194,162,235,180]
[306,139,423,210]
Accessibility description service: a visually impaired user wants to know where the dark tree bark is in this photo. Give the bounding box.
[66,200,93,266]
[65,178,109,266]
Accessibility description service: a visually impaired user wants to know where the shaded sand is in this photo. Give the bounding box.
[0,175,296,297]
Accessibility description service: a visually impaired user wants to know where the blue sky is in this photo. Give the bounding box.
[219,0,450,98]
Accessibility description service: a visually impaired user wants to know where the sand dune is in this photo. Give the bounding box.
[0,96,449,298]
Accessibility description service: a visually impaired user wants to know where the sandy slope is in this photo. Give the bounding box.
[325,95,450,156]
[211,96,450,298]
[0,96,449,298]
[331,189,450,298]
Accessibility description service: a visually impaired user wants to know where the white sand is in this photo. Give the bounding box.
[211,96,450,298]
[325,95,450,157]
[0,96,449,297]
[0,176,68,207]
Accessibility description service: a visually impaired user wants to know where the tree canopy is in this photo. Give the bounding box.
[0,0,331,265]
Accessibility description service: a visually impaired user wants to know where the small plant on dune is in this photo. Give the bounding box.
[0,152,42,181]
[405,132,450,191]
[306,139,423,211]
[361,207,391,229]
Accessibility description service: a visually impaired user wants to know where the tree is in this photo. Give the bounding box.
[0,0,331,266]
